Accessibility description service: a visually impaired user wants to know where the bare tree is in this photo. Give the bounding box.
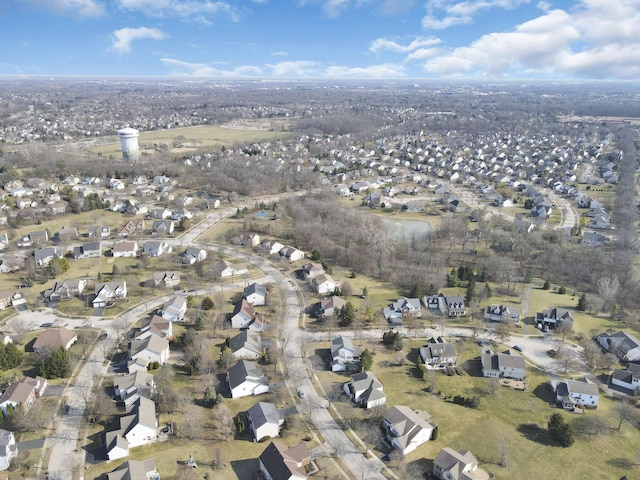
[612,400,637,431]
[497,435,509,467]
[181,406,205,440]
[494,322,511,344]
[7,317,31,344]
[597,275,619,312]
[210,403,235,441]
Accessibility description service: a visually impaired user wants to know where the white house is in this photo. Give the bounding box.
[611,364,640,392]
[229,330,263,359]
[231,299,265,331]
[384,297,422,323]
[93,281,127,308]
[259,441,310,480]
[105,397,158,460]
[127,335,170,372]
[556,378,600,410]
[383,405,435,455]
[247,401,283,442]
[181,247,207,264]
[481,348,525,380]
[112,241,138,258]
[0,429,17,471]
[433,447,489,480]
[279,246,305,262]
[420,337,457,368]
[330,336,361,372]
[597,331,640,362]
[113,370,156,406]
[227,360,269,399]
[483,304,521,324]
[142,240,171,257]
[310,273,338,295]
[343,371,386,409]
[160,296,187,322]
[244,283,267,306]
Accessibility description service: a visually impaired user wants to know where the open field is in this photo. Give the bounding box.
[87,124,295,156]
[313,337,640,480]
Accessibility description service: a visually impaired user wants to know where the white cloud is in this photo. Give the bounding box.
[161,58,263,76]
[370,36,441,54]
[322,0,351,17]
[323,63,406,78]
[112,27,167,53]
[116,0,239,21]
[405,47,442,61]
[422,0,530,30]
[271,51,289,57]
[266,61,323,77]
[26,0,105,17]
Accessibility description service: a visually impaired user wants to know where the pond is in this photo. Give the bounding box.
[252,210,270,219]
[379,216,431,238]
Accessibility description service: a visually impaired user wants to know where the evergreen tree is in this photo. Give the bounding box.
[338,301,356,327]
[484,283,492,299]
[577,293,588,311]
[0,343,24,370]
[39,347,71,379]
[465,277,476,305]
[409,283,424,299]
[360,349,373,372]
[201,297,214,310]
[447,268,459,287]
[543,279,551,290]
[548,413,575,447]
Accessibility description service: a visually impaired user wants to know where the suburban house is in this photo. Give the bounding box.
[611,363,640,392]
[279,246,305,262]
[43,278,87,302]
[260,240,285,256]
[73,241,102,259]
[0,376,48,414]
[597,331,640,362]
[432,447,489,480]
[142,240,171,257]
[247,401,283,442]
[0,290,27,310]
[535,308,574,331]
[483,304,521,324]
[34,246,63,268]
[556,378,600,410]
[227,360,269,399]
[343,371,386,409]
[0,429,17,471]
[259,441,310,480]
[105,397,158,461]
[302,262,325,280]
[244,283,267,306]
[93,281,128,308]
[231,299,265,331]
[310,273,338,295]
[33,327,78,353]
[56,226,78,243]
[420,337,457,368]
[581,231,607,247]
[135,315,173,341]
[106,459,160,480]
[481,348,525,380]
[19,230,49,248]
[180,247,207,264]
[152,271,181,289]
[118,219,145,237]
[330,336,361,372]
[160,296,187,322]
[213,259,249,278]
[112,241,138,258]
[318,295,346,318]
[127,335,170,372]
[228,330,263,359]
[383,405,436,455]
[423,293,466,317]
[384,297,422,323]
[113,370,156,406]
[150,220,174,236]
[230,232,261,247]
[87,225,110,239]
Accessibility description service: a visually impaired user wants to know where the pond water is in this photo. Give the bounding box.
[379,216,431,238]
[252,210,270,219]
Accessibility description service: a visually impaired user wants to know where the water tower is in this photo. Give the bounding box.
[117,127,140,161]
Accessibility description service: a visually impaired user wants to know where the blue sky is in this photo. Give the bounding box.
[1,0,639,79]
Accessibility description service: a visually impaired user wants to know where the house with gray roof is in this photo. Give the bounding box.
[597,331,640,362]
[244,282,267,306]
[343,371,386,409]
[535,307,574,331]
[105,397,158,460]
[113,370,156,406]
[34,246,63,268]
[247,401,283,442]
[555,378,599,410]
[481,348,525,380]
[420,337,457,368]
[0,429,17,471]
[483,304,521,324]
[331,336,361,372]
[43,278,87,302]
[228,330,263,360]
[383,405,435,455]
[73,241,102,259]
[611,363,640,392]
[423,293,466,317]
[433,447,489,480]
[384,297,422,324]
[227,360,269,399]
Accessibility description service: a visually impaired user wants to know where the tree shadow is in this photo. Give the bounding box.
[607,457,637,470]
[230,458,259,479]
[516,423,555,446]
[532,383,555,404]
[407,347,421,364]
[460,359,482,377]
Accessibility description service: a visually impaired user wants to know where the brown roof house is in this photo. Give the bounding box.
[259,441,310,480]
[106,459,159,480]
[152,271,181,289]
[118,219,145,238]
[0,376,48,415]
[32,327,77,353]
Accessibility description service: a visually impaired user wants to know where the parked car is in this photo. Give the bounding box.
[513,345,523,352]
